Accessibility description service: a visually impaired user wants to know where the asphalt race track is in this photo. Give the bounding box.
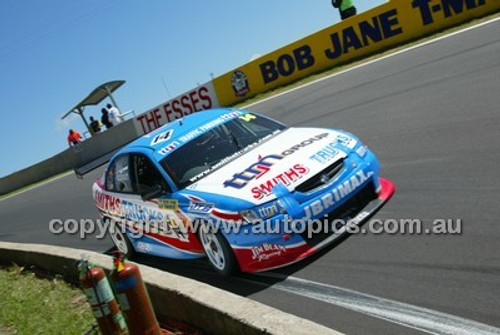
[1,19,500,334]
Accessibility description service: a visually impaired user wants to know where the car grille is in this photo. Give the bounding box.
[299,182,377,247]
[295,159,345,193]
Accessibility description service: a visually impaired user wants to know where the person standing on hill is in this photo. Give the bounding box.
[332,0,357,20]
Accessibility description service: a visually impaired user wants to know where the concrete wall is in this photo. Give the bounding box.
[0,119,138,195]
[0,242,341,335]
[3,0,498,195]
[213,0,500,106]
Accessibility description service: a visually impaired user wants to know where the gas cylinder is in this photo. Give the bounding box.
[79,260,128,335]
[111,253,162,335]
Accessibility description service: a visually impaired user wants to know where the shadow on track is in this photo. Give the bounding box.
[104,230,355,297]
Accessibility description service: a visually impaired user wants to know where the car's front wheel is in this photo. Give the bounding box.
[198,224,239,276]
[108,220,135,259]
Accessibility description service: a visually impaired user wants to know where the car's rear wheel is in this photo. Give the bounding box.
[108,220,135,259]
[198,224,239,276]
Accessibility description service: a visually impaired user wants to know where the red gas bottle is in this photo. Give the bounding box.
[79,260,128,335]
[110,252,163,335]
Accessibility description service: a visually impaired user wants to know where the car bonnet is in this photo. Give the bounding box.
[184,127,356,206]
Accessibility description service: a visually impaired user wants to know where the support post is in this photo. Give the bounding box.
[104,85,121,112]
[76,107,93,136]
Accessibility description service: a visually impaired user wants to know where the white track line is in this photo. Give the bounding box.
[0,171,73,202]
[244,16,500,109]
[250,273,500,335]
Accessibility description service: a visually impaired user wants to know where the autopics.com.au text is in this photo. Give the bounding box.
[48,216,463,240]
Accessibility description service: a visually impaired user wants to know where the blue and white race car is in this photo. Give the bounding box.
[93,108,395,275]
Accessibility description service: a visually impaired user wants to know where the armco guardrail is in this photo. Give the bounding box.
[0,242,342,335]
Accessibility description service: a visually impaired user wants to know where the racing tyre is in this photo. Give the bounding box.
[108,219,136,259]
[198,223,239,276]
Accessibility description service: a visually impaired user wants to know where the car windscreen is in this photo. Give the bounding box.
[160,114,286,189]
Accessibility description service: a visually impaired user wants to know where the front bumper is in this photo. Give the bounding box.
[231,177,395,273]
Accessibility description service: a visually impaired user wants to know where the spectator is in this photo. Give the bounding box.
[67,129,82,148]
[101,108,113,129]
[332,0,357,20]
[89,116,101,134]
[106,103,123,125]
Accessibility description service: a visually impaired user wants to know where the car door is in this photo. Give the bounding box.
[128,153,204,257]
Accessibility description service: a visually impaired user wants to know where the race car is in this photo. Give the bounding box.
[93,108,395,275]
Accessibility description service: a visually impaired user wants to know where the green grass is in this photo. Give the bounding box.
[0,265,95,335]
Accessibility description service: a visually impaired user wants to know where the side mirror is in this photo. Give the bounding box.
[141,184,165,201]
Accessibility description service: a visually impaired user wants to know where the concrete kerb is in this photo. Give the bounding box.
[0,242,342,335]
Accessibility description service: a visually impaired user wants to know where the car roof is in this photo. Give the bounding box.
[113,108,244,162]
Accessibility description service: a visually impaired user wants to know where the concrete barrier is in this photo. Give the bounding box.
[0,147,75,196]
[212,0,500,106]
[0,242,342,335]
[0,119,138,195]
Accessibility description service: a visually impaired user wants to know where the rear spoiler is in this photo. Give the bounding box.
[74,149,119,179]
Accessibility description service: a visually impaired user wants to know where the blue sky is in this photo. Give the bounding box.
[0,0,383,177]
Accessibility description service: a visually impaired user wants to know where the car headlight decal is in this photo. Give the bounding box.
[239,209,260,224]
[356,145,368,157]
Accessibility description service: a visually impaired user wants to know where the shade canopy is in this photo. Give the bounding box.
[61,80,125,120]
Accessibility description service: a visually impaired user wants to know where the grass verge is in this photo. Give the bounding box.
[0,265,95,335]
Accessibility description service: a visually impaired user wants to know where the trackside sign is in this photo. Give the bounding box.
[134,81,220,135]
[212,0,500,106]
